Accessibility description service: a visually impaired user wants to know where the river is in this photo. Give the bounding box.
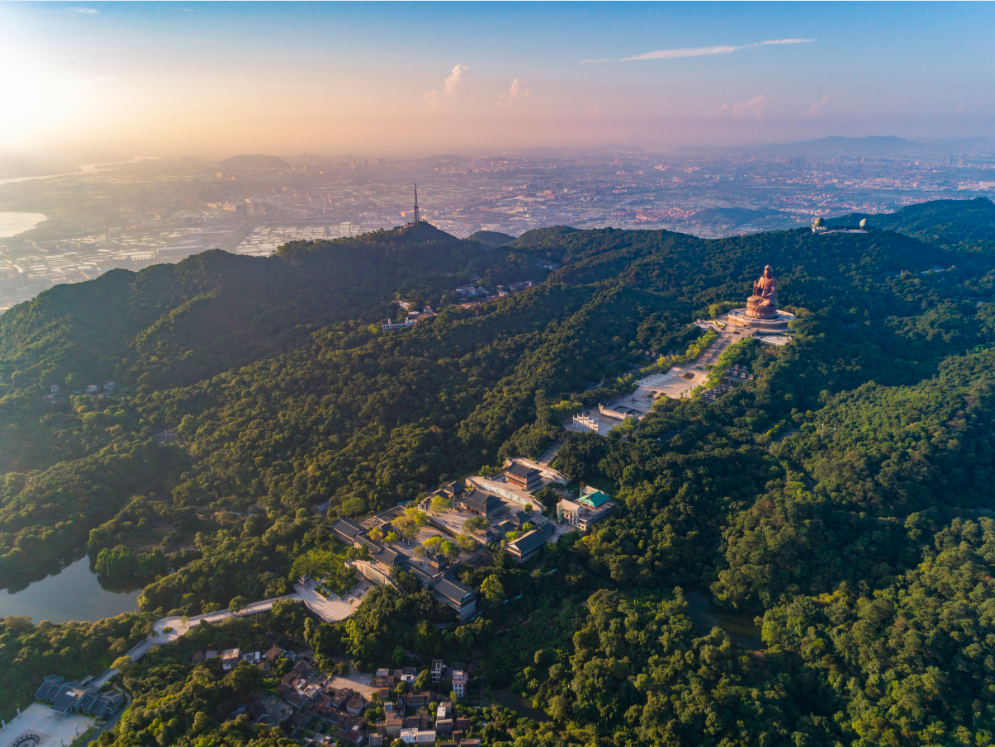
[684,591,764,648]
[0,557,141,623]
[0,156,160,187]
[0,211,46,238]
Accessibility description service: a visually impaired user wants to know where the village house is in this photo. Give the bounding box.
[451,663,469,698]
[221,648,241,671]
[431,659,445,684]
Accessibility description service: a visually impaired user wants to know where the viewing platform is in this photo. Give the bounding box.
[726,307,795,331]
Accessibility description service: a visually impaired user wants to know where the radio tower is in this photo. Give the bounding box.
[412,184,421,224]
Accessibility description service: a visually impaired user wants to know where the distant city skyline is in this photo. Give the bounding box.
[2,2,994,163]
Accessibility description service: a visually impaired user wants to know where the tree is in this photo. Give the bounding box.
[481,575,505,603]
[415,669,431,691]
[393,508,428,541]
[111,656,133,673]
[464,516,490,532]
[430,496,452,514]
[549,695,570,721]
[441,541,461,562]
[229,595,248,613]
[65,372,84,391]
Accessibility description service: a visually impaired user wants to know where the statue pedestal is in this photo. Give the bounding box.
[727,308,795,331]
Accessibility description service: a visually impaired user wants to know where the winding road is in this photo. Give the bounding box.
[93,579,359,686]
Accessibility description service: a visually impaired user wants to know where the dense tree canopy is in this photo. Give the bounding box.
[3,200,995,746]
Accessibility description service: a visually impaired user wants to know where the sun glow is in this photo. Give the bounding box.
[0,49,103,147]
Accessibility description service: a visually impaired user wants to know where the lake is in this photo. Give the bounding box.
[491,689,550,722]
[0,211,46,238]
[0,557,141,623]
[684,591,764,648]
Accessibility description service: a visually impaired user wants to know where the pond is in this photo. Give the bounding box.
[684,591,764,649]
[0,557,141,623]
[491,689,550,722]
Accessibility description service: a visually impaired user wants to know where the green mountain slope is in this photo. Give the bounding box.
[829,196,995,252]
[3,201,995,745]
[468,229,517,248]
[0,223,486,391]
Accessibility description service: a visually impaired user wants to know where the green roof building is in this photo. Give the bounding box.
[579,487,610,509]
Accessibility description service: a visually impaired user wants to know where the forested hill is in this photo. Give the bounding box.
[3,203,995,745]
[828,196,995,252]
[0,222,504,392]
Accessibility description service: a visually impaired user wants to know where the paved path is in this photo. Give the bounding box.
[87,578,363,690]
[77,692,131,747]
[536,440,565,468]
[630,319,744,402]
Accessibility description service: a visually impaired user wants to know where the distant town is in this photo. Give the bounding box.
[3,139,995,311]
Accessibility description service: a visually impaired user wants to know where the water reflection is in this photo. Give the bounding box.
[684,591,764,649]
[0,557,141,623]
[0,212,46,238]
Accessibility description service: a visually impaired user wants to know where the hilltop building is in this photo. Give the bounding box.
[504,462,542,492]
[557,486,617,532]
[505,529,545,563]
[35,676,126,718]
[332,518,477,621]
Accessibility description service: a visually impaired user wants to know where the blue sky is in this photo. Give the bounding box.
[1,2,993,159]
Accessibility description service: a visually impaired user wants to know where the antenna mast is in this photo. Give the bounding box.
[413,184,421,224]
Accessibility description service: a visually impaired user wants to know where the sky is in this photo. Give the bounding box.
[1,2,993,163]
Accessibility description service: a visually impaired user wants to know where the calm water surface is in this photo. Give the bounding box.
[491,689,550,722]
[0,557,141,623]
[0,212,46,238]
[685,591,764,648]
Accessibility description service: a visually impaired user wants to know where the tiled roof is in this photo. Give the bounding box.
[508,529,545,555]
[461,489,502,515]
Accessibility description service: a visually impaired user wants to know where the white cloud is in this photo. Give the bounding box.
[807,94,832,117]
[497,78,530,105]
[444,64,467,94]
[422,64,468,104]
[69,7,99,13]
[715,94,770,119]
[584,38,815,63]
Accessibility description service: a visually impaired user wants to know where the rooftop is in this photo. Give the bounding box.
[579,487,611,508]
[507,529,545,556]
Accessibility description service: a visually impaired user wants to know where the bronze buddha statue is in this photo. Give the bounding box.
[746,265,778,319]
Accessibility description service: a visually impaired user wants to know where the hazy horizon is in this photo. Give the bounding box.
[2,1,994,166]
